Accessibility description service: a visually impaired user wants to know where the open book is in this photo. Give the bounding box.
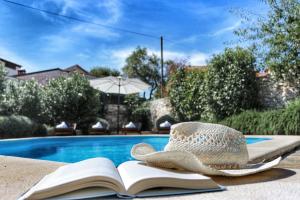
[19,158,224,200]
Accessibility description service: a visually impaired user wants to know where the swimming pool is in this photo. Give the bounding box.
[0,136,270,165]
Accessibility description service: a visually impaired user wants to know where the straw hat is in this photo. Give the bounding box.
[131,122,281,176]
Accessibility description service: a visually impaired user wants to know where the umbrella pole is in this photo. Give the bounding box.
[117,77,121,134]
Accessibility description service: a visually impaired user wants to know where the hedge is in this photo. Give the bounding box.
[0,115,47,138]
[0,79,42,122]
[220,98,300,135]
[41,73,101,127]
[167,47,259,122]
[168,67,207,121]
[206,47,259,120]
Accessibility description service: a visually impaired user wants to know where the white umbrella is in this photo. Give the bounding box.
[90,76,150,133]
[90,76,150,94]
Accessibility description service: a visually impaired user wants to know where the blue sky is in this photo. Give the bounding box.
[0,0,268,72]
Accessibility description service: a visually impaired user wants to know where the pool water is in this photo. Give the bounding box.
[0,136,270,166]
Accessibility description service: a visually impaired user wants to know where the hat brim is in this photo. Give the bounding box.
[131,143,282,177]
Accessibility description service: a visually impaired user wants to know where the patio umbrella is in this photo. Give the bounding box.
[90,76,150,134]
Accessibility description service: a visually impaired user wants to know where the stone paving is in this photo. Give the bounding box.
[278,148,300,169]
[142,148,299,200]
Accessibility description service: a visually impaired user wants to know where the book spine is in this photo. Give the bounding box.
[117,193,136,199]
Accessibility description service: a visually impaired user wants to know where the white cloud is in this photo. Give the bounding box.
[39,1,123,53]
[71,24,120,39]
[189,53,209,66]
[71,0,122,38]
[33,0,123,54]
[172,35,200,45]
[31,0,79,22]
[95,0,121,24]
[32,0,122,38]
[163,1,225,19]
[0,46,39,72]
[76,52,91,60]
[110,48,132,60]
[155,50,209,66]
[41,34,74,52]
[212,21,241,36]
[58,0,82,15]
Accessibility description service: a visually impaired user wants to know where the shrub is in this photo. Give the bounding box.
[0,115,47,138]
[124,95,151,130]
[132,106,151,130]
[0,79,43,121]
[221,98,300,135]
[41,73,101,129]
[124,94,145,115]
[90,67,120,77]
[220,110,261,134]
[168,67,207,121]
[0,62,6,94]
[206,47,259,120]
[278,99,300,135]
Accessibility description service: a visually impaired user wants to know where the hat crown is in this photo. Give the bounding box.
[165,122,249,169]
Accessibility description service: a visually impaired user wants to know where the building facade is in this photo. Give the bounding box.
[16,64,95,85]
[0,58,22,77]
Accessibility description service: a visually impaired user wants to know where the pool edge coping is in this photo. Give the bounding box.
[246,135,300,163]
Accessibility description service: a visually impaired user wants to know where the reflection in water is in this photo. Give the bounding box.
[17,146,59,158]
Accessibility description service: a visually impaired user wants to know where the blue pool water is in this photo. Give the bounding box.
[0,136,270,166]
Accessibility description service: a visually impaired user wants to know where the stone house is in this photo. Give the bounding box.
[15,64,96,85]
[256,70,299,108]
[0,58,23,77]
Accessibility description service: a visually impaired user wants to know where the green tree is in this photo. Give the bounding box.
[122,47,160,99]
[90,67,120,78]
[124,94,144,116]
[0,62,6,94]
[153,59,186,98]
[235,0,300,85]
[124,94,150,129]
[0,79,43,122]
[206,47,259,120]
[41,73,101,131]
[168,61,208,121]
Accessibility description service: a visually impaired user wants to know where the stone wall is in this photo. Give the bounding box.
[258,75,299,108]
[149,97,174,129]
[103,104,128,131]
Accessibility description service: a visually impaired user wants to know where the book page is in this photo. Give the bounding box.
[20,158,125,200]
[117,161,220,195]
